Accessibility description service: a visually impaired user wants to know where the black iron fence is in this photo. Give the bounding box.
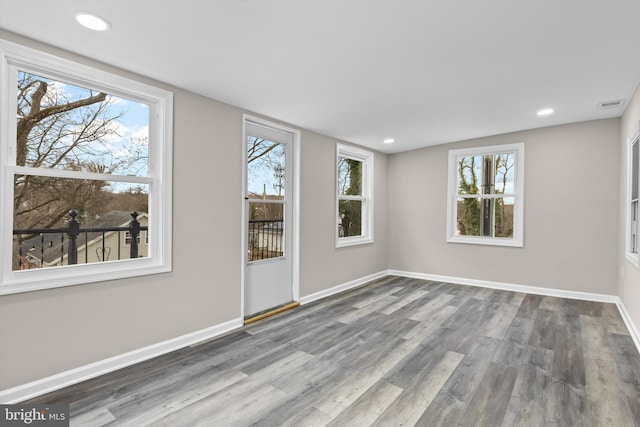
[248,219,284,261]
[13,210,148,270]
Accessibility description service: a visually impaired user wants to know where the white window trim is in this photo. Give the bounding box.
[626,121,640,268]
[336,144,374,248]
[446,142,524,247]
[0,39,173,295]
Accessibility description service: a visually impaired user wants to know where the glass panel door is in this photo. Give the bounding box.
[244,120,295,317]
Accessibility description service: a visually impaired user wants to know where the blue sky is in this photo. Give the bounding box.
[20,70,149,172]
[19,70,150,193]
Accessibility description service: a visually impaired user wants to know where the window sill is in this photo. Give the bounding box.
[0,259,171,295]
[336,236,374,248]
[447,235,523,248]
[626,253,640,270]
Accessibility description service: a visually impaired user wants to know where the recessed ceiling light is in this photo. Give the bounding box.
[74,12,110,31]
[537,108,554,116]
[383,138,395,144]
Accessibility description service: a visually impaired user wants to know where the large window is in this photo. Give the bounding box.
[0,40,173,294]
[628,123,639,267]
[336,144,374,247]
[447,143,524,247]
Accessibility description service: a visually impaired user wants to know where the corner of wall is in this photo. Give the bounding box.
[619,81,640,344]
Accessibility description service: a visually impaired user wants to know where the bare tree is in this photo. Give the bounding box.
[14,72,136,229]
[247,137,280,164]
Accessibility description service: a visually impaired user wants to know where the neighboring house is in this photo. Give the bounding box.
[16,211,148,269]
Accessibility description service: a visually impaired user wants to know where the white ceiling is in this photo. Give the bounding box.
[1,0,639,153]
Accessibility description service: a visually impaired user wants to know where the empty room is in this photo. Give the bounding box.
[0,1,639,426]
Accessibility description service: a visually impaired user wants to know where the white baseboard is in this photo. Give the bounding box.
[299,270,388,305]
[388,270,620,303]
[616,301,640,354]
[1,270,389,404]
[4,269,640,404]
[0,318,243,404]
[389,269,640,355]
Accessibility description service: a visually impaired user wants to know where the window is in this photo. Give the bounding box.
[628,122,639,267]
[447,143,524,247]
[336,144,374,247]
[0,40,173,294]
[125,232,141,246]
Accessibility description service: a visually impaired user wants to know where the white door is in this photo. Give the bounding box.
[244,119,296,317]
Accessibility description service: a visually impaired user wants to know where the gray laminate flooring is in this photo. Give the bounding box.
[26,276,640,426]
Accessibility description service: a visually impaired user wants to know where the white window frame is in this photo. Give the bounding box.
[0,40,173,295]
[626,121,640,268]
[336,144,374,248]
[446,142,524,247]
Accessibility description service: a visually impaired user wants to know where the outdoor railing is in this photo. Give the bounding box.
[13,210,148,269]
[248,219,284,261]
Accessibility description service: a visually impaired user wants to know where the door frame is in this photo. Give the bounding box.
[240,114,300,318]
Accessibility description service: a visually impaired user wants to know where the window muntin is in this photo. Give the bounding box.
[12,73,150,268]
[338,156,364,238]
[16,71,149,176]
[628,125,639,266]
[447,143,524,247]
[336,144,373,247]
[1,40,173,294]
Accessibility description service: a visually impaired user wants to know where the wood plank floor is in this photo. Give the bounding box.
[26,276,640,426]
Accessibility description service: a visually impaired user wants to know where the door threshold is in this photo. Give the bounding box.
[244,301,300,325]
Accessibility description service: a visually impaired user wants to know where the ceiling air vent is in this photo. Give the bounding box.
[597,99,625,110]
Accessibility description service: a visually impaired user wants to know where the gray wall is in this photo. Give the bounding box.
[0,31,389,390]
[388,119,621,295]
[299,132,388,296]
[620,83,640,334]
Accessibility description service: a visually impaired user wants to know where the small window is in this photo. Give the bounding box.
[0,40,173,294]
[336,144,374,247]
[447,143,524,247]
[628,123,639,267]
[124,231,141,246]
